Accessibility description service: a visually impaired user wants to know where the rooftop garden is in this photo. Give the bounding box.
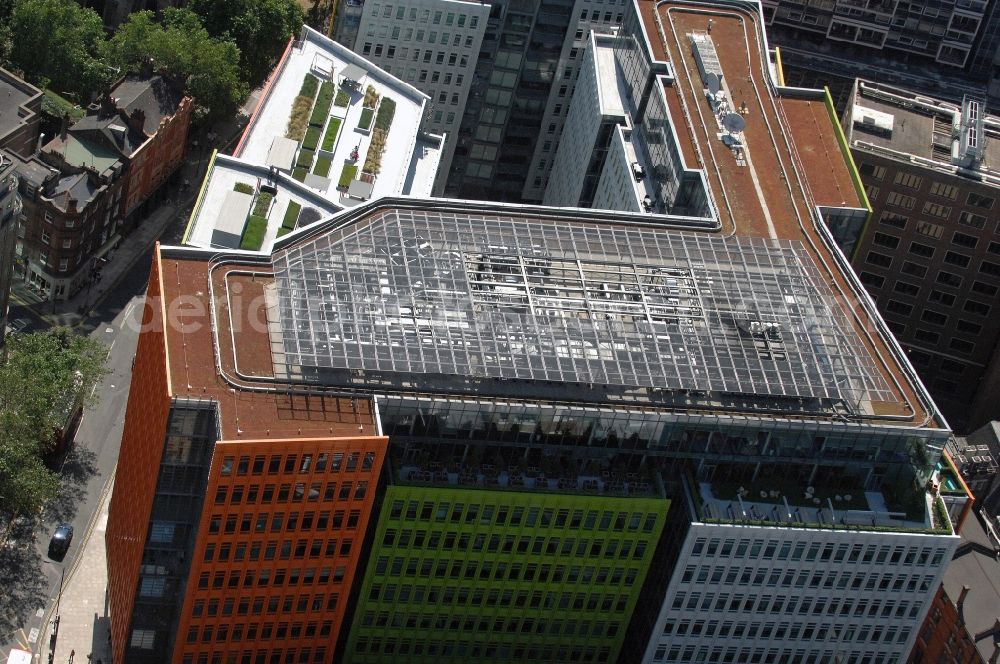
[309,81,335,128]
[363,98,396,175]
[338,162,358,189]
[313,154,332,177]
[357,107,374,131]
[321,118,342,151]
[277,200,301,239]
[233,182,254,195]
[239,191,273,251]
[286,74,320,141]
[363,84,379,108]
[335,89,350,108]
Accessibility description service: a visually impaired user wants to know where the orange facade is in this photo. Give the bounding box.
[106,255,174,664]
[908,585,982,664]
[125,95,193,216]
[171,435,388,664]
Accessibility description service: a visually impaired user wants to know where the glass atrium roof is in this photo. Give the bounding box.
[270,209,895,406]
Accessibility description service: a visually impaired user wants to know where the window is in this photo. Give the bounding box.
[901,261,927,278]
[956,319,982,334]
[886,192,915,209]
[859,271,884,288]
[915,220,943,239]
[913,329,939,344]
[922,201,951,220]
[980,260,1000,277]
[40,228,50,245]
[885,300,912,316]
[879,212,907,228]
[936,271,962,288]
[928,290,955,306]
[866,251,892,268]
[944,251,971,267]
[858,162,886,180]
[972,280,998,296]
[909,242,934,258]
[949,338,975,354]
[921,310,948,326]
[893,172,922,189]
[967,192,994,209]
[929,181,958,200]
[131,630,155,649]
[963,300,990,316]
[952,232,978,248]
[893,280,919,296]
[959,210,987,228]
[872,232,899,249]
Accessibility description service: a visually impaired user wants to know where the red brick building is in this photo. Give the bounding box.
[13,75,191,301]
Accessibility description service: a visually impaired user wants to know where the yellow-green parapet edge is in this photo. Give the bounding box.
[181,148,219,246]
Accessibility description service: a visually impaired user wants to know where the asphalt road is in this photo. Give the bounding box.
[0,247,153,658]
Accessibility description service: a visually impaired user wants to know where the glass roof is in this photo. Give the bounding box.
[270,208,895,406]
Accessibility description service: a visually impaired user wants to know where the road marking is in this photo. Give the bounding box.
[120,300,137,329]
[27,628,38,644]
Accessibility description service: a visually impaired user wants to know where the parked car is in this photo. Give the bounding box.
[47,524,73,560]
[5,318,28,335]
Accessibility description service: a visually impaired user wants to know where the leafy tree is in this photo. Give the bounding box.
[8,0,111,101]
[0,329,107,522]
[108,8,248,123]
[189,0,304,88]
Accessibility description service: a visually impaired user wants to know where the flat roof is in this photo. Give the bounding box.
[154,248,379,440]
[235,26,437,203]
[0,68,40,140]
[184,154,342,253]
[847,79,1000,179]
[269,207,893,410]
[637,0,934,426]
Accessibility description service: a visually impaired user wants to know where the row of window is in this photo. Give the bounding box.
[372,554,642,585]
[353,638,612,663]
[662,615,911,645]
[179,648,326,664]
[196,564,347,591]
[690,538,947,566]
[653,642,898,664]
[861,164,996,210]
[681,562,936,590]
[186,621,334,646]
[368,4,479,29]
[358,611,621,640]
[213,481,367,506]
[387,500,659,532]
[671,588,925,618]
[193,592,339,619]
[866,245,1000,280]
[203,538,356,566]
[382,529,650,561]
[208,508,361,535]
[366,582,631,613]
[219,451,375,477]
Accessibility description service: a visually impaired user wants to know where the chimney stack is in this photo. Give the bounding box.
[959,584,971,609]
[59,112,69,141]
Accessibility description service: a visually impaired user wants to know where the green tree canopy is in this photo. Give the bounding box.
[108,8,248,123]
[8,0,111,101]
[189,0,304,88]
[0,329,107,519]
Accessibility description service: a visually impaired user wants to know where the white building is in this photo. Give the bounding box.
[354,0,489,193]
[184,25,443,252]
[639,478,958,664]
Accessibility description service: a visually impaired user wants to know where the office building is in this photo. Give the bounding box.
[109,1,962,663]
[845,79,1000,434]
[762,0,1000,113]
[353,0,489,191]
[0,68,41,335]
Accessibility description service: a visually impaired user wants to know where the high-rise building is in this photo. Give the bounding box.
[109,1,964,663]
[0,67,40,335]
[844,78,1000,433]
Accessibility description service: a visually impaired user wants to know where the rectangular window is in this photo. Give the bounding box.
[859,271,884,288]
[949,338,975,354]
[893,280,919,296]
[909,242,934,258]
[921,201,951,220]
[936,271,962,288]
[963,300,990,316]
[893,172,922,189]
[915,220,944,238]
[901,261,927,278]
[944,251,971,267]
[928,181,958,200]
[952,232,978,248]
[921,310,948,326]
[967,192,994,209]
[878,211,907,228]
[866,251,892,268]
[886,192,916,209]
[872,232,899,249]
[885,300,912,316]
[959,210,987,228]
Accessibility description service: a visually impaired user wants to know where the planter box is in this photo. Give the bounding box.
[356,106,375,132]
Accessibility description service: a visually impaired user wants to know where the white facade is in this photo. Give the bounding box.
[354,0,489,194]
[641,496,959,664]
[521,0,627,201]
[591,126,643,212]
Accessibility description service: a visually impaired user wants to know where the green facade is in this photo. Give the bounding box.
[345,485,669,663]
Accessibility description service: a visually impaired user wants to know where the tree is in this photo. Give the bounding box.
[0,329,107,521]
[7,0,111,101]
[108,8,248,123]
[189,0,304,88]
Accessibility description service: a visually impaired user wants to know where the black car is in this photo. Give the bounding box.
[48,524,73,560]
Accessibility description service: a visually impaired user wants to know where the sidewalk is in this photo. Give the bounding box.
[39,477,114,664]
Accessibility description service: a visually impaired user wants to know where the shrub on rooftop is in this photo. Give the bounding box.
[313,155,332,177]
[374,97,395,132]
[321,118,342,151]
[309,82,335,127]
[302,125,321,151]
[363,84,379,108]
[334,90,350,107]
[286,73,320,140]
[296,147,315,170]
[358,107,374,130]
[252,192,273,218]
[233,182,254,195]
[240,215,268,250]
[338,162,358,188]
[281,200,302,230]
[292,167,307,181]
